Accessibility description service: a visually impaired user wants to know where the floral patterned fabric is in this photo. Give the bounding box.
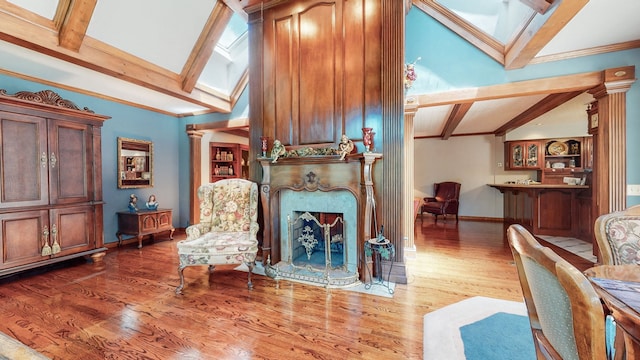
[176,179,259,292]
[178,231,258,265]
[603,217,640,265]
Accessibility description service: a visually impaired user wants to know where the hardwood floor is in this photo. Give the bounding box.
[0,218,593,359]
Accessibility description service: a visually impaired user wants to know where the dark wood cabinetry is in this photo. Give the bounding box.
[540,137,590,184]
[490,184,591,238]
[116,209,174,249]
[505,137,593,184]
[0,89,109,276]
[210,142,248,182]
[505,141,542,170]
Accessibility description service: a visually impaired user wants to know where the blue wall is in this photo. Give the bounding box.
[405,7,640,206]
[0,74,183,244]
[0,74,248,245]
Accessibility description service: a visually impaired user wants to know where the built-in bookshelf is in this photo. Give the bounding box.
[210,142,249,182]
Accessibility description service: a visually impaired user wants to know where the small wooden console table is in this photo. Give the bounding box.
[116,209,175,248]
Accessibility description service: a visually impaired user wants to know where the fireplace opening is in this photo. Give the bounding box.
[272,188,359,287]
[290,211,344,270]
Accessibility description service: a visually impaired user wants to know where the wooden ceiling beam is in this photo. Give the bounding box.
[57,0,97,52]
[229,68,249,110]
[0,8,231,112]
[181,2,234,93]
[441,102,473,139]
[505,0,588,69]
[493,90,583,136]
[415,71,601,107]
[190,117,250,131]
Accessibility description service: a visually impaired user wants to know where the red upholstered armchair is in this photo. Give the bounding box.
[421,182,461,222]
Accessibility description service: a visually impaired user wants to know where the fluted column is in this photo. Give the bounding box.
[380,0,407,283]
[186,126,204,225]
[404,100,418,256]
[589,66,635,216]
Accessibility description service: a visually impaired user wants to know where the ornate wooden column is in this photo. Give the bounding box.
[186,126,204,225]
[380,0,407,283]
[363,152,383,243]
[403,99,418,256]
[589,66,636,216]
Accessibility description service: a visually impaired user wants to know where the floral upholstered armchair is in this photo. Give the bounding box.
[175,179,259,294]
[594,204,640,265]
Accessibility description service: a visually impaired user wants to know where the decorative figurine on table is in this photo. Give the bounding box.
[128,194,138,212]
[146,194,158,210]
[271,139,286,163]
[338,134,355,160]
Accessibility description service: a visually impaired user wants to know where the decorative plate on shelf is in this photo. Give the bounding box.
[547,141,568,155]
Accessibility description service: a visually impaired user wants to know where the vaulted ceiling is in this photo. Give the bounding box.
[0,0,638,137]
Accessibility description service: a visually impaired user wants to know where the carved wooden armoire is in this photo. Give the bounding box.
[0,89,109,276]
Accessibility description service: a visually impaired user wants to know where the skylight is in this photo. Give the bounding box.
[218,12,248,50]
[7,0,58,20]
[436,0,534,44]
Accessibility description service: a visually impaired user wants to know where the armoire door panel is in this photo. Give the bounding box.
[0,113,49,208]
[50,206,93,257]
[48,120,91,204]
[0,210,49,269]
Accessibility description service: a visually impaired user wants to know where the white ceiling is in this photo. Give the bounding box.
[0,0,638,136]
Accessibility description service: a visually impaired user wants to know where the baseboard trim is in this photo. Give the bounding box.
[416,214,504,223]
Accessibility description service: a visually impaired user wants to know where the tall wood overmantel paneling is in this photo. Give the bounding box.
[248,1,408,283]
[249,0,382,148]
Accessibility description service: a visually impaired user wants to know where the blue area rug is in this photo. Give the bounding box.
[423,296,536,359]
[460,312,536,360]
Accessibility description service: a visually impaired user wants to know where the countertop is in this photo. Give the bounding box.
[488,183,589,189]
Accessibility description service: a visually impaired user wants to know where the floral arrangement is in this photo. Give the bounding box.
[404,57,421,90]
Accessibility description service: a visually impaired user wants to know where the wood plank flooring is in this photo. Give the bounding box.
[0,218,593,359]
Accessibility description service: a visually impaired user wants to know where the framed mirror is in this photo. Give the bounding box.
[117,137,153,189]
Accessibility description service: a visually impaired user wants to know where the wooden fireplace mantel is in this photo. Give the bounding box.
[258,153,381,281]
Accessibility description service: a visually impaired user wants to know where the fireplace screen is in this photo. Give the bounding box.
[290,211,345,271]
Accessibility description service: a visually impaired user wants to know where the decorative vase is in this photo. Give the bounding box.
[260,136,268,157]
[362,128,374,152]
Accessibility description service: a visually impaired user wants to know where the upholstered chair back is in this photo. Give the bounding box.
[187,179,259,241]
[507,224,607,360]
[594,204,640,265]
[434,181,460,203]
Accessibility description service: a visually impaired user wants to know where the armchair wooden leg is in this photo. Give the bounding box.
[246,261,255,290]
[176,265,186,295]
